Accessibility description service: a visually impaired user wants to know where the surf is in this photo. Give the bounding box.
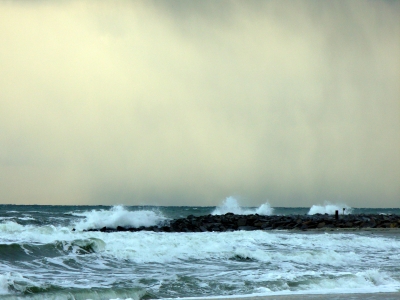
[72,205,168,231]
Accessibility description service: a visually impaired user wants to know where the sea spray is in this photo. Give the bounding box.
[308,202,353,215]
[73,205,168,231]
[212,196,274,215]
[255,202,274,215]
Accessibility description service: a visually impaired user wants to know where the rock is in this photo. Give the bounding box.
[317,222,326,228]
[254,221,264,227]
[237,219,247,226]
[82,213,400,233]
[300,224,308,230]
[199,226,207,232]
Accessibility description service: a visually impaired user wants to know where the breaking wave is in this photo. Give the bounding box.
[308,202,353,215]
[0,272,147,299]
[73,205,168,231]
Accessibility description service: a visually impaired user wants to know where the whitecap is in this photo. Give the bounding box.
[73,205,168,231]
[0,272,38,295]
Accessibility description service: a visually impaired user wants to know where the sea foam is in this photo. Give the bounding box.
[212,197,274,215]
[0,274,8,295]
[1,227,399,297]
[0,272,37,295]
[308,202,353,215]
[0,221,26,233]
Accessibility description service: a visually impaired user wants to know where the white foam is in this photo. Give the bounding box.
[163,268,400,299]
[0,272,37,295]
[308,202,353,215]
[302,269,400,294]
[255,202,274,215]
[0,274,8,295]
[0,221,73,245]
[0,221,27,234]
[212,197,274,215]
[18,217,35,221]
[1,224,399,297]
[73,205,168,231]
[83,230,400,268]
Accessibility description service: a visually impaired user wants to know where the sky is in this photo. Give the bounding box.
[0,0,399,208]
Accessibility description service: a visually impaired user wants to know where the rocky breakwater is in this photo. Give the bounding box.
[84,213,400,233]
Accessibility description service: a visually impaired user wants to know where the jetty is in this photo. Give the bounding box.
[83,213,400,233]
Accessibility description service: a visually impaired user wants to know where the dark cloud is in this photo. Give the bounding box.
[0,0,398,207]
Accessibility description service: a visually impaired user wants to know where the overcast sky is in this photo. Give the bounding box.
[0,0,399,207]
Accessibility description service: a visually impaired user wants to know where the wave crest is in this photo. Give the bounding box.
[73,205,168,231]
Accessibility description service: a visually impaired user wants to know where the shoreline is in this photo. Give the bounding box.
[290,227,400,234]
[172,288,400,300]
[173,291,400,300]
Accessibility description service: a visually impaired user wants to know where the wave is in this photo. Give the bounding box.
[247,269,400,297]
[0,238,106,262]
[72,205,168,231]
[0,272,148,299]
[295,269,400,295]
[0,221,28,234]
[1,230,399,298]
[212,197,274,215]
[0,269,398,299]
[308,202,353,215]
[46,230,396,265]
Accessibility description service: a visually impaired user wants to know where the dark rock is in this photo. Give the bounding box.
[317,222,326,228]
[300,224,308,230]
[237,219,247,226]
[199,226,207,232]
[82,213,400,233]
[254,221,264,227]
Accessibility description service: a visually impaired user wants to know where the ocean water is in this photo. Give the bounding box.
[1,198,399,300]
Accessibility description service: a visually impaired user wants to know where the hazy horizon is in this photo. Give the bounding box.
[0,201,399,210]
[1,0,399,208]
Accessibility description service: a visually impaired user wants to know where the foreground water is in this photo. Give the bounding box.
[1,200,399,299]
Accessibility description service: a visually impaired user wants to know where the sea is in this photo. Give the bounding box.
[1,197,400,300]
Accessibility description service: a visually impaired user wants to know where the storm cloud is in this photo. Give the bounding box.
[0,0,399,207]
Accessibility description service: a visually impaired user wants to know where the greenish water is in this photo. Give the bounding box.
[1,203,399,299]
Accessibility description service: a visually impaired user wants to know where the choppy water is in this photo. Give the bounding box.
[1,198,399,299]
